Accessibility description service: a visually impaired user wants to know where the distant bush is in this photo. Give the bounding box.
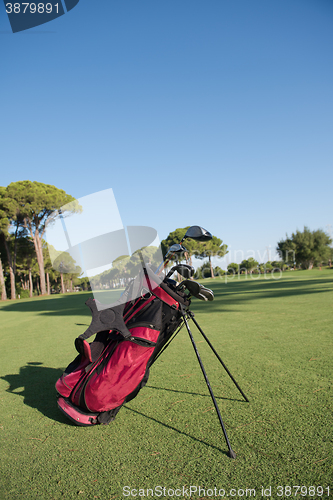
[16,287,30,299]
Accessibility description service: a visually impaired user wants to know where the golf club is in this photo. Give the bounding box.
[176,279,201,296]
[166,243,187,256]
[195,283,214,301]
[155,244,187,275]
[156,226,213,275]
[176,280,214,301]
[165,263,195,280]
[180,225,213,243]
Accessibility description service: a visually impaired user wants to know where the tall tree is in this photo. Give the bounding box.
[52,248,82,294]
[277,227,332,269]
[0,187,25,299]
[43,241,57,295]
[5,181,79,295]
[0,249,7,300]
[16,236,37,298]
[195,236,228,278]
[276,237,297,267]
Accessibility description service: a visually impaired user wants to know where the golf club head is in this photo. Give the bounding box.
[184,226,212,242]
[165,243,187,257]
[166,263,195,280]
[177,264,195,279]
[176,279,201,296]
[156,244,188,276]
[195,284,214,301]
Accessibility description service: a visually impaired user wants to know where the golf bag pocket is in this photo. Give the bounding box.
[74,326,159,413]
[56,330,113,398]
[55,355,92,398]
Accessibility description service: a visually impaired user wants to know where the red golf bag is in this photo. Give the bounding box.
[55,266,189,425]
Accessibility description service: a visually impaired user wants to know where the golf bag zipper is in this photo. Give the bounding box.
[125,296,154,324]
[80,339,122,412]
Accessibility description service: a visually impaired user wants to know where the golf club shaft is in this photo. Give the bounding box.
[156,253,176,275]
[157,247,189,276]
[155,232,188,275]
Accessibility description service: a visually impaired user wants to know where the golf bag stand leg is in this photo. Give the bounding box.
[180,306,236,459]
[188,311,249,403]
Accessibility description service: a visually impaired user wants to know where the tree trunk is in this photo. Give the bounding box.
[60,273,65,294]
[36,278,40,295]
[9,267,16,299]
[0,257,7,301]
[46,272,50,295]
[36,234,46,294]
[70,278,73,292]
[2,237,16,300]
[209,256,214,279]
[28,224,47,295]
[29,269,33,298]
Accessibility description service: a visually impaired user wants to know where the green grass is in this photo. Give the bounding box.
[0,270,332,499]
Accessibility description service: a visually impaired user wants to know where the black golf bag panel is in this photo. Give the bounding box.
[55,267,189,426]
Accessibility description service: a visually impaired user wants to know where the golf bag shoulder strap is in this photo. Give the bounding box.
[75,298,132,361]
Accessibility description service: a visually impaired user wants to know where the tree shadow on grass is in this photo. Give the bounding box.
[204,277,333,297]
[0,292,93,317]
[190,277,333,313]
[1,362,70,425]
[0,277,332,316]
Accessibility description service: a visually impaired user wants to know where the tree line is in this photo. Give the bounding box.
[223,227,332,276]
[0,180,331,300]
[75,229,229,291]
[0,182,229,300]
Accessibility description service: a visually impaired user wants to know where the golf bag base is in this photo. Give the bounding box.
[57,397,119,426]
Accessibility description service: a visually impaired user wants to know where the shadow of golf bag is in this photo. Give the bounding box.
[55,266,189,426]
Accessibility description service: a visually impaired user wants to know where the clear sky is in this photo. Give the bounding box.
[1,0,332,267]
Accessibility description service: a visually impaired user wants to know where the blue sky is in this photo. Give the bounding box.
[1,0,332,267]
